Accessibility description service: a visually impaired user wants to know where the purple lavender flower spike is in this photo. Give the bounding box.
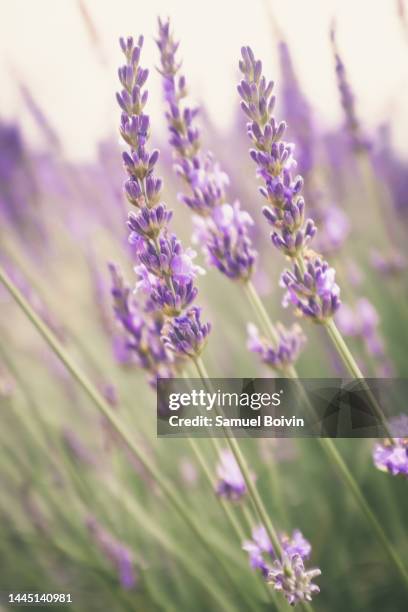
[335,298,394,375]
[247,322,306,370]
[109,263,175,380]
[238,46,342,323]
[193,201,256,281]
[243,523,316,597]
[157,18,257,282]
[373,438,408,478]
[268,553,321,606]
[330,27,370,154]
[215,449,248,501]
[162,307,211,359]
[280,258,341,323]
[370,249,406,276]
[115,33,210,360]
[278,41,314,179]
[86,516,137,590]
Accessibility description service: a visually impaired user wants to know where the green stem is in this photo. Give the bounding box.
[0,266,237,612]
[194,356,283,558]
[325,319,393,440]
[241,277,408,587]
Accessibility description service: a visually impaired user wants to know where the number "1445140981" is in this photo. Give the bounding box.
[8,593,72,604]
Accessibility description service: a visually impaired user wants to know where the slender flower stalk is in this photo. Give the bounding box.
[0,266,242,612]
[155,28,408,588]
[235,45,408,586]
[115,36,273,606]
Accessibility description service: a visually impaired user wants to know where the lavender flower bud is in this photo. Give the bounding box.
[373,438,408,478]
[280,257,341,323]
[331,28,370,154]
[247,322,306,370]
[215,449,248,502]
[193,202,257,281]
[117,33,208,354]
[238,46,342,320]
[268,553,321,606]
[161,307,210,357]
[243,524,315,591]
[86,516,137,590]
[157,19,257,283]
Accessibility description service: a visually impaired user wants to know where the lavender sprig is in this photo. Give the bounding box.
[109,262,175,383]
[157,19,305,375]
[330,28,370,154]
[243,524,320,605]
[247,322,305,371]
[373,438,408,478]
[238,46,340,324]
[116,35,210,360]
[238,45,394,442]
[215,449,248,502]
[86,515,137,590]
[157,18,257,283]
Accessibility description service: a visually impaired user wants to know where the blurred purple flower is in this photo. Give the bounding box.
[86,516,137,590]
[247,322,306,370]
[373,438,408,478]
[243,524,317,602]
[280,258,340,323]
[215,449,248,502]
[330,28,370,154]
[370,249,406,276]
[162,307,211,359]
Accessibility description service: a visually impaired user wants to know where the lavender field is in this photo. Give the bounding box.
[0,1,407,610]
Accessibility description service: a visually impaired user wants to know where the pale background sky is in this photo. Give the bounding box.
[1,0,408,159]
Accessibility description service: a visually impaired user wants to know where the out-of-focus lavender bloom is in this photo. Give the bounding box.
[192,202,256,281]
[238,46,341,323]
[157,18,257,282]
[268,553,321,606]
[86,516,137,589]
[116,35,209,360]
[215,449,247,501]
[162,307,211,358]
[370,249,406,276]
[331,28,370,154]
[102,383,119,408]
[335,298,393,375]
[109,263,175,382]
[373,438,408,478]
[278,41,314,178]
[179,456,199,487]
[243,524,315,598]
[314,206,350,255]
[62,428,96,466]
[280,258,340,323]
[247,322,306,370]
